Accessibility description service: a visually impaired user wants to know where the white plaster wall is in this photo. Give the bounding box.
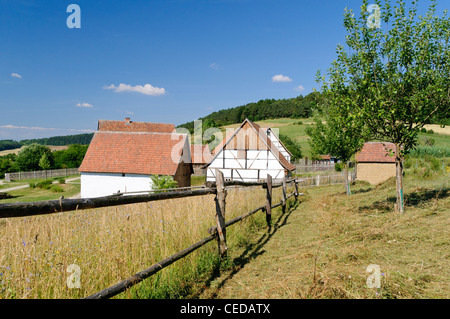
[81,172,153,198]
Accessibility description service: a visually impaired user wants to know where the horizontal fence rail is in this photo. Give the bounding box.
[0,188,217,219]
[0,170,300,299]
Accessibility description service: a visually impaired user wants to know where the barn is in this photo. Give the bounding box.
[204,119,296,183]
[79,118,192,198]
[356,142,397,185]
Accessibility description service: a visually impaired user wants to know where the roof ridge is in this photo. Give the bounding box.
[95,131,186,136]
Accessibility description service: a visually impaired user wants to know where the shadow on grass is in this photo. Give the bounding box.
[358,187,449,213]
[192,199,300,299]
[0,194,22,201]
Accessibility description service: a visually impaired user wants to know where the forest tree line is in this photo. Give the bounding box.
[0,133,94,152]
[177,93,319,133]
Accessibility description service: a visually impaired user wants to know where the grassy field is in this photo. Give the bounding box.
[196,161,449,299]
[0,176,81,203]
[0,184,285,299]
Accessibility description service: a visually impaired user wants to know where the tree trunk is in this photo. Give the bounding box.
[344,162,351,196]
[395,144,404,214]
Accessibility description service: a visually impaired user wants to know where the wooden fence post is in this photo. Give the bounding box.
[294,179,299,201]
[214,169,227,258]
[266,174,272,229]
[282,176,287,214]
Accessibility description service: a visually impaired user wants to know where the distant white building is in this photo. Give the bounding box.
[204,119,295,183]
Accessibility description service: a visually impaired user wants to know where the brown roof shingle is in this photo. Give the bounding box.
[356,142,396,163]
[79,131,187,175]
[98,118,175,133]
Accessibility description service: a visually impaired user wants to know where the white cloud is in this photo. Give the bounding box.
[11,73,22,79]
[209,63,219,70]
[104,83,166,96]
[272,74,292,83]
[76,102,94,108]
[294,85,305,92]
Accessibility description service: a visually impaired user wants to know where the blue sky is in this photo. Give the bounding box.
[0,0,447,140]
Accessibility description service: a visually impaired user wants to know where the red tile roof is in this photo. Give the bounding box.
[356,142,396,163]
[98,118,175,133]
[79,132,188,175]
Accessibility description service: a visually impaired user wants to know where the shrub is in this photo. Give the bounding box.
[50,185,64,193]
[150,175,178,190]
[36,179,53,190]
[335,162,344,172]
[29,182,36,188]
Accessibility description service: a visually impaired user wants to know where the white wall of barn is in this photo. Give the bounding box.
[206,149,286,182]
[81,172,153,198]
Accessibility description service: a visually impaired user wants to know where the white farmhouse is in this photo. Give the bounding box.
[204,119,295,183]
[78,118,192,198]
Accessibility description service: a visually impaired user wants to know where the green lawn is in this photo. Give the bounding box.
[0,178,80,203]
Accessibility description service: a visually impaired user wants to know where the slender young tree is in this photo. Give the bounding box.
[317,0,450,212]
[306,92,368,196]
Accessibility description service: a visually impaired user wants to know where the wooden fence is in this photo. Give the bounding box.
[0,169,300,299]
[296,172,356,187]
[4,168,80,182]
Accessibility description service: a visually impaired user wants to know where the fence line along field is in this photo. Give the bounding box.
[0,184,285,299]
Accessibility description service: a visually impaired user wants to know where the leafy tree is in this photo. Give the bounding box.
[39,153,51,171]
[306,103,368,195]
[53,144,89,169]
[0,154,16,179]
[278,134,303,161]
[14,144,54,172]
[317,0,450,212]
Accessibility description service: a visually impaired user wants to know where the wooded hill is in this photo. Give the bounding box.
[0,133,94,152]
[177,92,319,133]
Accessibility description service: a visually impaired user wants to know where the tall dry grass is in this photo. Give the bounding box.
[0,186,278,299]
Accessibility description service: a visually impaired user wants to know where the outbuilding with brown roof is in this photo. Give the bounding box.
[355,142,397,185]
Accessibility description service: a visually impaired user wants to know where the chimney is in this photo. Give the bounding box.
[125,117,131,124]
